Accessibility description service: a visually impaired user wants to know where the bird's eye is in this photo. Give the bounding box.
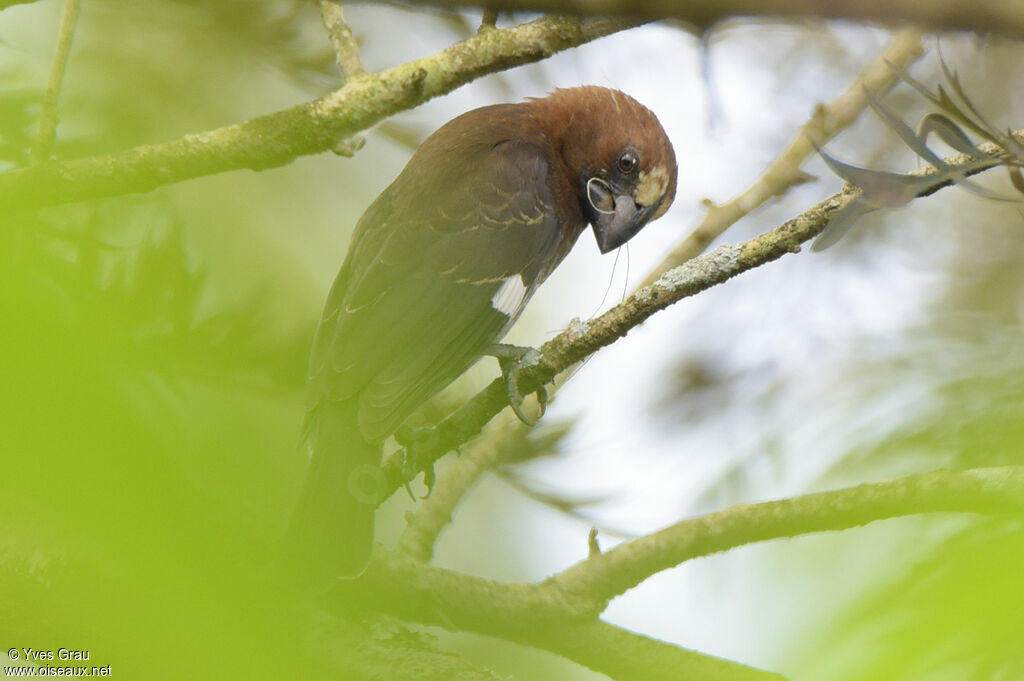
[617,151,638,173]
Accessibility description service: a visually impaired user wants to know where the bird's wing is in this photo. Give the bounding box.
[308,138,570,442]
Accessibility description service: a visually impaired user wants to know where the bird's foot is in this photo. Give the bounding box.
[395,425,439,499]
[486,343,548,426]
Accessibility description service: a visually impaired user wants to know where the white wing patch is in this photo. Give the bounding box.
[491,275,529,317]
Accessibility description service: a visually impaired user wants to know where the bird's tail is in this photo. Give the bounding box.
[283,398,381,585]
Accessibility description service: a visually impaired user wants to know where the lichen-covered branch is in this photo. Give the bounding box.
[0,14,636,211]
[552,466,1024,605]
[637,26,925,288]
[317,0,364,82]
[408,0,1024,36]
[336,550,787,681]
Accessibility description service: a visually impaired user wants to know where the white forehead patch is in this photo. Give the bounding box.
[636,164,670,207]
[492,275,529,317]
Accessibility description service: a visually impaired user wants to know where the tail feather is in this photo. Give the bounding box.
[284,399,381,585]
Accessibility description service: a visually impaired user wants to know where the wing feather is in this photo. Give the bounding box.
[308,131,571,442]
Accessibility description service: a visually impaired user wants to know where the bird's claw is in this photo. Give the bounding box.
[396,425,439,499]
[487,343,546,426]
[509,382,547,425]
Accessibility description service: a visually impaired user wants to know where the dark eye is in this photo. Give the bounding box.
[617,150,638,173]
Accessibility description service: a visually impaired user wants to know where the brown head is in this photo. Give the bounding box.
[529,86,677,253]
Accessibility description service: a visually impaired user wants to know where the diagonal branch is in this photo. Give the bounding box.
[396,416,572,562]
[552,466,1024,604]
[378,130,1024,503]
[637,26,925,288]
[0,14,636,211]
[395,420,514,561]
[316,0,365,82]
[31,0,81,163]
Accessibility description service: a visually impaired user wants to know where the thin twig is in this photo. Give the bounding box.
[316,0,365,82]
[480,8,498,31]
[637,26,925,288]
[32,0,81,164]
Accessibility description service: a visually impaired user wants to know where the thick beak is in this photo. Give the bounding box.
[585,180,658,254]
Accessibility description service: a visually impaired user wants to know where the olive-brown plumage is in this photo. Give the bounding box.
[287,86,677,583]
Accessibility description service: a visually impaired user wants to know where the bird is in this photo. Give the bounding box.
[286,85,677,583]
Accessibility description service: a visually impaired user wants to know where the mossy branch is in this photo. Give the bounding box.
[317,0,365,82]
[0,14,635,211]
[552,466,1024,603]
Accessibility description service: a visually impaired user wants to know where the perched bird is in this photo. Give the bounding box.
[287,86,677,582]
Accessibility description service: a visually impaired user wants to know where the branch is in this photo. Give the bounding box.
[397,417,571,562]
[637,26,925,288]
[378,129,1024,502]
[311,609,509,681]
[480,9,499,31]
[554,467,1024,604]
[31,0,81,163]
[0,14,636,211]
[396,420,513,562]
[336,551,785,681]
[407,0,1024,36]
[529,619,788,681]
[317,0,365,82]
[337,467,1024,680]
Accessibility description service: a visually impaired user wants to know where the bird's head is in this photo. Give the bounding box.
[538,87,678,254]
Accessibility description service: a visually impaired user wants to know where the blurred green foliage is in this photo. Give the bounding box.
[783,333,1024,678]
[0,1,362,678]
